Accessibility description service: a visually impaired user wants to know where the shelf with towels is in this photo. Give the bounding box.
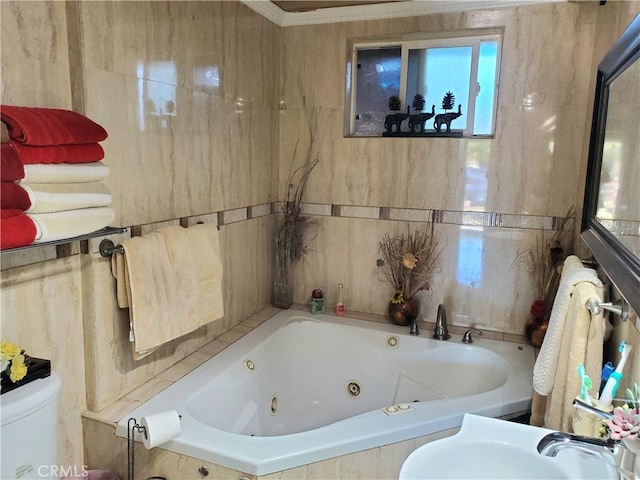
[0,226,126,255]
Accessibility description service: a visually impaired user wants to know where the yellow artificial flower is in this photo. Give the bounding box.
[1,341,21,361]
[1,342,22,372]
[9,353,27,383]
[390,290,405,304]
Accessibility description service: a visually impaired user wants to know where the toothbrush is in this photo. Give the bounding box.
[598,362,615,396]
[599,341,632,408]
[577,364,593,406]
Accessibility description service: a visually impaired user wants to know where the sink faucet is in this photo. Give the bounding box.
[537,432,622,479]
[433,304,450,340]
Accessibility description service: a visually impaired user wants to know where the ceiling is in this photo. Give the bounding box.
[271,1,403,13]
[243,0,566,27]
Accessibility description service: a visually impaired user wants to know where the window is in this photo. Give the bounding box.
[348,31,501,137]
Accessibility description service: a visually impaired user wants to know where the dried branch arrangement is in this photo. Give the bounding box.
[274,98,327,283]
[513,206,577,309]
[275,157,319,268]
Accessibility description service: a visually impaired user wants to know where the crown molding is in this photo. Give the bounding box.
[241,0,565,26]
[241,0,287,25]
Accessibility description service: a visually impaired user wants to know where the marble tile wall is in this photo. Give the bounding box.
[0,1,85,468]
[1,256,87,469]
[279,3,598,217]
[279,2,606,335]
[75,0,280,408]
[1,0,279,470]
[292,216,551,335]
[77,1,279,226]
[590,0,640,394]
[2,0,639,476]
[83,215,274,412]
[0,2,71,109]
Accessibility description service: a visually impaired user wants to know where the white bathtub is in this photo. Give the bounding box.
[116,310,535,476]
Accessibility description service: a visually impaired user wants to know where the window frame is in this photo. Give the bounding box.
[346,29,503,138]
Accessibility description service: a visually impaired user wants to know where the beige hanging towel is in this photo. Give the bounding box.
[111,224,224,360]
[543,280,604,432]
[531,255,604,432]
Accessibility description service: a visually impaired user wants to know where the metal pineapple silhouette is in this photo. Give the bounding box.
[412,94,426,112]
[388,95,402,112]
[434,91,463,133]
[441,91,455,111]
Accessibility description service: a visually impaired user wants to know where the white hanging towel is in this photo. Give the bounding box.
[111,224,224,360]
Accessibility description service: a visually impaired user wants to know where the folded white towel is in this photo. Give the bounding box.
[533,255,603,395]
[22,161,109,184]
[22,181,112,213]
[30,207,115,243]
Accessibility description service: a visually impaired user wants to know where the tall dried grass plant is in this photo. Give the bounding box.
[274,99,327,290]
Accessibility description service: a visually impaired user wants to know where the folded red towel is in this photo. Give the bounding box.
[1,106,108,146]
[1,182,31,211]
[12,142,104,164]
[1,121,9,142]
[0,209,37,249]
[1,143,25,181]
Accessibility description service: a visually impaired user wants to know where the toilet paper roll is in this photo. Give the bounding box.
[140,410,181,449]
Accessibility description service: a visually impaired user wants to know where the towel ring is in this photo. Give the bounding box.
[99,239,124,257]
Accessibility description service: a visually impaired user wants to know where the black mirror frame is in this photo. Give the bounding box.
[581,13,640,315]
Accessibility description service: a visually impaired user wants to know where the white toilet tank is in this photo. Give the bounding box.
[1,372,62,480]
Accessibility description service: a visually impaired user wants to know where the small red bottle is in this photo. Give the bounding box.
[336,283,345,317]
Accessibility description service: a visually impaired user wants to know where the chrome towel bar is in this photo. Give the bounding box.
[586,297,629,321]
[98,222,219,257]
[99,239,124,257]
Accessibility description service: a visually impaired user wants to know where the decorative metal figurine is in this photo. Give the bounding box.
[384,95,410,133]
[433,91,463,133]
[433,104,463,133]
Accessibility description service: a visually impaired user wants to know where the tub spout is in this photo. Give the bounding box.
[433,304,450,340]
[409,318,419,336]
[462,329,482,344]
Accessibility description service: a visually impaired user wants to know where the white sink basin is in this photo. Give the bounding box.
[399,414,615,479]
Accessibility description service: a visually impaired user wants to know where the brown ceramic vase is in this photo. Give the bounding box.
[388,297,419,326]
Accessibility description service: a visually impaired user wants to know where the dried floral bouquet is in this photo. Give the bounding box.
[377,223,441,302]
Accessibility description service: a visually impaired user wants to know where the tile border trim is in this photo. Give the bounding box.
[278,202,571,231]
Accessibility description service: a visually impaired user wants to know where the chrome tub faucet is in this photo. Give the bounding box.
[433,304,450,340]
[409,317,419,336]
[462,329,482,344]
